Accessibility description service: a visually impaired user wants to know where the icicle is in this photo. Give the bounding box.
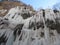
[6,31,14,45]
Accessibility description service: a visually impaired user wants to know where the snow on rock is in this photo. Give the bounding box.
[0,7,60,45]
[0,9,7,14]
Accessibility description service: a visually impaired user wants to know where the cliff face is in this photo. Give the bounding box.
[0,1,35,17]
[0,6,60,45]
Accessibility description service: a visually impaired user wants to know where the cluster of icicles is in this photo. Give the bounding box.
[0,7,60,45]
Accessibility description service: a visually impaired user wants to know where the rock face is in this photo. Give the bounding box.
[0,6,60,45]
[0,1,35,17]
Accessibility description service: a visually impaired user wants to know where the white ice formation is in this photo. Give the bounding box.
[0,7,60,45]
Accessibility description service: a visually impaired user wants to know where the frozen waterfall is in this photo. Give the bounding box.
[0,7,60,45]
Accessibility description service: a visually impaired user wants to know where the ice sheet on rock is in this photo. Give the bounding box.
[45,9,56,22]
[23,17,32,29]
[0,7,60,45]
[6,31,14,45]
[0,29,13,38]
[0,29,6,37]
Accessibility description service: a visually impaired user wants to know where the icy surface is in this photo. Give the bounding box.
[0,7,60,45]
